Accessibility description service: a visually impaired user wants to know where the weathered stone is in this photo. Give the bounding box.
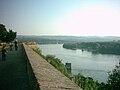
[23,44,82,90]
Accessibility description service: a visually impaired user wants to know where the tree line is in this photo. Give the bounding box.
[63,42,120,55]
[0,24,16,43]
[33,47,120,90]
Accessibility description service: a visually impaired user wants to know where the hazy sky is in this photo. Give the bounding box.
[0,0,120,36]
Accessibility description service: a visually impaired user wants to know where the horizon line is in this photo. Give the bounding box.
[17,34,120,37]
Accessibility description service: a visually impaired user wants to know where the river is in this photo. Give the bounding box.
[37,44,120,83]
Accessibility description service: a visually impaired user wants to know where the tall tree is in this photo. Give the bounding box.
[6,29,17,42]
[0,24,16,42]
[0,24,7,42]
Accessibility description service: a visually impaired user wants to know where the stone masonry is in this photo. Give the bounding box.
[23,43,82,90]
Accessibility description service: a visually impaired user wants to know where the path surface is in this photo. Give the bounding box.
[0,44,30,90]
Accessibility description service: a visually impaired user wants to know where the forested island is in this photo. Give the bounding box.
[63,42,120,55]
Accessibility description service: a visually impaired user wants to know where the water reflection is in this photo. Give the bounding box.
[38,44,119,82]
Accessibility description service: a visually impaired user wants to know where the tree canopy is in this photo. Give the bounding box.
[63,42,120,55]
[0,24,16,42]
[107,62,120,90]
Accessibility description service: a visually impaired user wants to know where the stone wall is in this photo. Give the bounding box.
[25,42,37,49]
[23,43,82,90]
[23,44,40,90]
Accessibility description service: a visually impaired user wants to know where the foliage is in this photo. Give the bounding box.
[72,73,100,90]
[0,24,7,42]
[33,47,41,55]
[33,48,69,77]
[33,47,100,89]
[63,42,120,55]
[106,62,120,90]
[6,29,16,42]
[0,24,16,42]
[63,43,76,49]
[45,55,70,77]
[33,46,120,90]
[72,62,120,90]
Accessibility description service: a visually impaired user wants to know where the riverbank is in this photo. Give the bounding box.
[38,44,120,83]
[33,45,100,90]
[24,43,81,90]
[63,42,120,55]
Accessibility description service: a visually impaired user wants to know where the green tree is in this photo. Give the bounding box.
[0,24,16,42]
[0,24,7,42]
[6,29,17,42]
[107,62,120,90]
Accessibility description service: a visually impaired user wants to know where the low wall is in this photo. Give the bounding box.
[23,43,82,90]
[23,44,40,90]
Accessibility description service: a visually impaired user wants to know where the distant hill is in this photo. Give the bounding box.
[17,35,120,44]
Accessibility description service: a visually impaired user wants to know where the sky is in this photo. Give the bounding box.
[0,0,120,36]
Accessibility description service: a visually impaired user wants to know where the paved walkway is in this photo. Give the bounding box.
[0,44,30,90]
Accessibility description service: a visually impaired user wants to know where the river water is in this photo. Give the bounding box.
[37,44,120,82]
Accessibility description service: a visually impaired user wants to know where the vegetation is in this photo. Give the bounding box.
[63,42,120,55]
[72,60,120,90]
[33,46,120,90]
[17,35,120,44]
[45,55,70,77]
[33,47,69,77]
[107,62,120,90]
[71,73,100,90]
[0,24,16,43]
[18,35,72,44]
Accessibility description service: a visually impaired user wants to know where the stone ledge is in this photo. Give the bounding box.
[23,43,82,90]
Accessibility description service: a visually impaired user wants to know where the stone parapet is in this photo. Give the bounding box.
[23,43,82,90]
